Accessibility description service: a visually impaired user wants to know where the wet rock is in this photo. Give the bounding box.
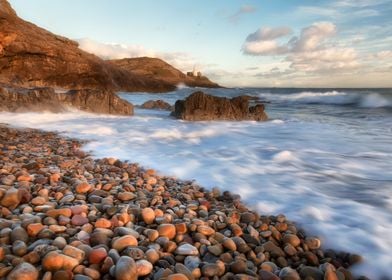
[141,100,173,110]
[173,91,268,121]
[305,237,321,250]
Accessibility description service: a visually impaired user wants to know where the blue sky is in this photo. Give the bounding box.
[9,0,392,87]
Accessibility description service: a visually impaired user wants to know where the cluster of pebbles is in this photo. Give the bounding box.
[0,125,363,280]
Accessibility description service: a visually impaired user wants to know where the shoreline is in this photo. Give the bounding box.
[0,124,363,279]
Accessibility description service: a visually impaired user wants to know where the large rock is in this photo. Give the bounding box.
[0,86,133,115]
[140,99,173,111]
[172,91,268,121]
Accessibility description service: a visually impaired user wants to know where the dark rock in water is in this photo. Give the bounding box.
[172,91,268,121]
[0,85,133,115]
[141,99,173,111]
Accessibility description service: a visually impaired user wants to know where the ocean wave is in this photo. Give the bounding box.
[259,91,392,108]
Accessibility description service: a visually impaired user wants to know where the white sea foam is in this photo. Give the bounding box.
[1,88,391,279]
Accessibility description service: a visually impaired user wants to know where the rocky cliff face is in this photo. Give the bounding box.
[172,91,268,121]
[0,0,174,92]
[109,57,220,88]
[0,85,133,115]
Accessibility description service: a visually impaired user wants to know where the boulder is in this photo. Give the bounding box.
[172,91,268,121]
[140,99,173,110]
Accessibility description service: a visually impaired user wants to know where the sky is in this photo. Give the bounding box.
[9,0,392,88]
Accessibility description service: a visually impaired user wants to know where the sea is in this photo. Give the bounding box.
[1,87,391,279]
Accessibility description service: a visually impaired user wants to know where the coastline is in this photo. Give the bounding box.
[0,124,362,279]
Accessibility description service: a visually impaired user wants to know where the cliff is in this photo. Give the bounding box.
[0,0,174,92]
[109,57,221,88]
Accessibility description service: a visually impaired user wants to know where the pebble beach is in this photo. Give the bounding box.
[0,124,364,280]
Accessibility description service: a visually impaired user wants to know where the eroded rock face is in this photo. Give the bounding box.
[172,91,268,121]
[0,85,133,115]
[0,0,173,92]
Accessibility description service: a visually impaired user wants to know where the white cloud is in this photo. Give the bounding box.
[291,22,336,52]
[228,5,257,23]
[245,26,293,42]
[242,40,289,55]
[242,26,292,55]
[242,22,361,74]
[77,38,197,72]
[332,0,390,8]
[287,47,359,72]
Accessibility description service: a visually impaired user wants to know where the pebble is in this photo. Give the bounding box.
[1,188,21,209]
[305,237,321,250]
[0,125,360,280]
[63,245,86,263]
[279,267,300,280]
[115,256,137,280]
[282,234,301,247]
[112,235,138,251]
[136,259,153,276]
[175,244,199,256]
[202,263,220,277]
[75,182,92,194]
[141,207,155,224]
[88,247,107,264]
[167,274,189,280]
[158,224,176,239]
[42,251,79,271]
[6,262,39,280]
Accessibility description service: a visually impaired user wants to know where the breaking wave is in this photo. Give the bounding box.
[258,91,392,108]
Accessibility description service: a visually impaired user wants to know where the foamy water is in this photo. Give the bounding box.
[1,88,391,279]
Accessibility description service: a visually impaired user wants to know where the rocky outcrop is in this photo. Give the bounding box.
[172,91,268,121]
[109,57,220,88]
[140,100,173,110]
[0,0,174,92]
[0,85,133,115]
